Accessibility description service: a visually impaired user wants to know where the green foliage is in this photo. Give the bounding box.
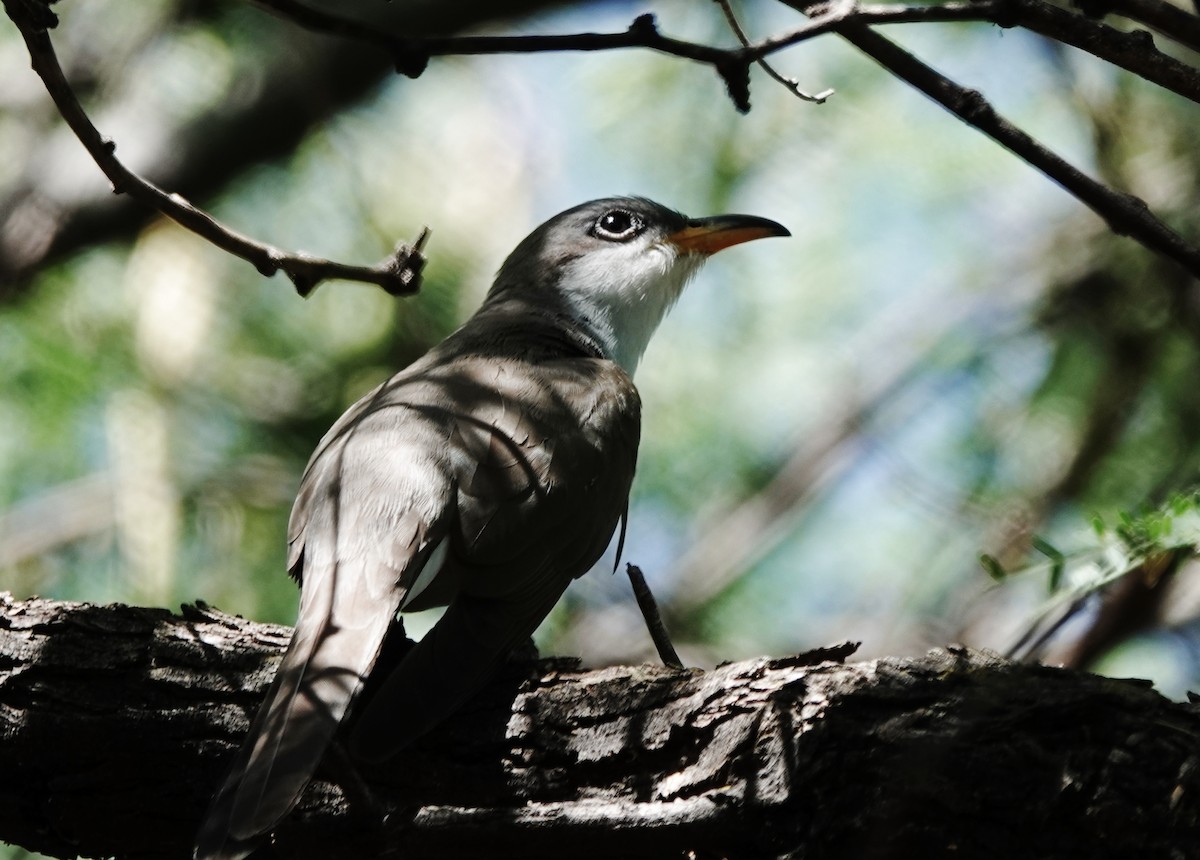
[980,493,1200,655]
[1105,491,1200,560]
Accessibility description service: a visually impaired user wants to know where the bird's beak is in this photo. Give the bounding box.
[667,213,791,256]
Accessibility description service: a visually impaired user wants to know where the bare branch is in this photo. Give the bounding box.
[249,0,1200,109]
[782,0,1200,280]
[1084,0,1200,54]
[1004,0,1200,103]
[250,0,429,76]
[753,0,1200,106]
[3,2,427,297]
[250,3,759,109]
[9,0,1200,283]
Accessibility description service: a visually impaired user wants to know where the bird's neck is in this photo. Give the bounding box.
[446,295,610,365]
[546,258,705,375]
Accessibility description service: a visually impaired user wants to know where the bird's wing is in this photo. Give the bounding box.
[195,388,455,860]
[349,357,641,761]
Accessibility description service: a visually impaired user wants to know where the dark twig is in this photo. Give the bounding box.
[716,0,835,103]
[626,564,685,669]
[783,0,1200,280]
[1078,0,1200,54]
[1006,0,1200,104]
[3,2,427,297]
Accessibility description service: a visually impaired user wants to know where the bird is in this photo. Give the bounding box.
[194,196,789,859]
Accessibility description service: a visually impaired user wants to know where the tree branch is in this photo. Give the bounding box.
[250,0,1200,107]
[783,0,1200,281]
[2,1,428,297]
[9,0,1200,288]
[1080,0,1200,54]
[1004,0,1200,102]
[2,593,1198,858]
[242,0,1200,278]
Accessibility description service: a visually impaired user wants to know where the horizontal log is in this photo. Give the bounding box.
[1,592,1197,858]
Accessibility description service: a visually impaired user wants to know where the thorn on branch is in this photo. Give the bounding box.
[953,87,993,124]
[1128,27,1156,49]
[992,0,1022,29]
[260,249,284,279]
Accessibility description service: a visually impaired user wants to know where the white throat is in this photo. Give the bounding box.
[557,243,704,375]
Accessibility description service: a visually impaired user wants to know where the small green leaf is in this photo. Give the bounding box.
[1032,536,1066,593]
[979,554,1006,581]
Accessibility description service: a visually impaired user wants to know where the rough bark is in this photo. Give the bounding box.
[1,592,1198,859]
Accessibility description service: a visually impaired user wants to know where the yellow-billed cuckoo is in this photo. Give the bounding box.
[194,197,788,859]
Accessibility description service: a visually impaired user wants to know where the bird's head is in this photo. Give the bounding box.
[488,196,789,374]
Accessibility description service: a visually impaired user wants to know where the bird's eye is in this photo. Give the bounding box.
[592,210,643,241]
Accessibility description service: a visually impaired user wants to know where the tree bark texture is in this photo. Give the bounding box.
[1,592,1198,859]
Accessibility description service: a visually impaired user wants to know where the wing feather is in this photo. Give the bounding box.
[195,397,453,860]
[349,357,641,760]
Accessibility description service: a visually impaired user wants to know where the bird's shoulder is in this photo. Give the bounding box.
[287,327,641,578]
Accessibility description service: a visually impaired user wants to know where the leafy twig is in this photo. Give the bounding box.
[3,0,427,297]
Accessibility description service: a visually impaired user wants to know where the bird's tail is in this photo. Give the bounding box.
[194,559,398,860]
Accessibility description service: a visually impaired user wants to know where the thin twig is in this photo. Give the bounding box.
[716,0,834,103]
[626,564,685,669]
[783,0,1200,280]
[3,1,427,297]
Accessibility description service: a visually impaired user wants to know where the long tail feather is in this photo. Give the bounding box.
[194,563,396,860]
